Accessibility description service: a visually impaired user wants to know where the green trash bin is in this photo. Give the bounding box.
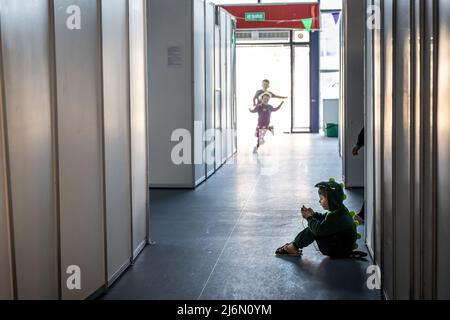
[325,123,339,138]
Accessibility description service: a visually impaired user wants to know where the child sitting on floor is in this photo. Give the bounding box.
[276,179,366,259]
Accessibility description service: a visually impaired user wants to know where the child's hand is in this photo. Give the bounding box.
[301,207,314,219]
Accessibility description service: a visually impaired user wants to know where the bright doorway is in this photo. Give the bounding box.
[235,30,318,151]
[236,45,291,150]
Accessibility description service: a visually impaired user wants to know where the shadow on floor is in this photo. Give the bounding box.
[102,135,381,300]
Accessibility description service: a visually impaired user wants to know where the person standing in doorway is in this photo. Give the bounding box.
[249,93,284,154]
[352,127,365,224]
[253,79,288,106]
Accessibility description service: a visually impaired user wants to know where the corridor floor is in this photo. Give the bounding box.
[102,134,381,300]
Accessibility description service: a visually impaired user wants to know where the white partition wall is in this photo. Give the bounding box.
[0,0,148,300]
[220,10,228,165]
[148,0,235,188]
[101,0,132,284]
[54,0,105,300]
[0,67,13,300]
[205,2,216,178]
[231,21,238,154]
[129,0,148,259]
[226,14,233,160]
[366,0,450,299]
[341,0,365,187]
[194,0,207,186]
[0,0,59,299]
[148,0,194,188]
[214,24,223,170]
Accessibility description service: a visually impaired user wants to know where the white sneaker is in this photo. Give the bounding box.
[253,146,258,154]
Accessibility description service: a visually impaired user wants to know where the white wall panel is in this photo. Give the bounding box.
[0,0,148,300]
[205,2,216,177]
[421,0,437,300]
[0,46,13,300]
[147,0,233,188]
[0,0,58,299]
[368,0,450,299]
[226,15,233,159]
[101,0,132,282]
[437,0,450,300]
[220,10,227,164]
[214,25,222,169]
[381,0,395,299]
[54,0,105,299]
[393,0,412,299]
[341,0,365,187]
[365,0,375,257]
[148,0,193,188]
[129,0,148,257]
[194,0,206,186]
[231,21,237,154]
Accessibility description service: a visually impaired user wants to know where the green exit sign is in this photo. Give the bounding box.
[245,12,266,21]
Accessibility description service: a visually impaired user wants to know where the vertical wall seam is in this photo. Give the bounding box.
[343,1,347,180]
[126,0,134,263]
[391,0,397,299]
[204,2,208,179]
[418,0,426,299]
[97,0,109,288]
[367,0,376,263]
[431,0,439,299]
[191,1,195,187]
[291,23,296,134]
[379,0,386,298]
[371,0,377,266]
[409,0,417,299]
[48,0,62,300]
[416,0,424,300]
[143,0,150,244]
[419,0,425,299]
[0,11,19,301]
[0,8,18,299]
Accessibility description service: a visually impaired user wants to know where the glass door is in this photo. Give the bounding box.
[292,45,311,132]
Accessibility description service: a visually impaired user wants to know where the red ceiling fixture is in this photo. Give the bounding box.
[221,3,321,30]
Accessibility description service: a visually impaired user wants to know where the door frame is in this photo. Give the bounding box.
[291,30,320,133]
[236,30,320,134]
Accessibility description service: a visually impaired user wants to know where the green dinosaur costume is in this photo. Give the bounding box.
[293,180,358,258]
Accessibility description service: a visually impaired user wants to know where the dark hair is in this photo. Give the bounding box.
[261,93,271,99]
[263,79,270,84]
[318,187,327,198]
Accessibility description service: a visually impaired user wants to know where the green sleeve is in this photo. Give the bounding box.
[307,214,341,237]
[313,212,326,222]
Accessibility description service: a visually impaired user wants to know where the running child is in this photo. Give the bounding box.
[253,79,288,106]
[249,93,284,154]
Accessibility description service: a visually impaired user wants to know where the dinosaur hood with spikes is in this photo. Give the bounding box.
[315,178,347,212]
